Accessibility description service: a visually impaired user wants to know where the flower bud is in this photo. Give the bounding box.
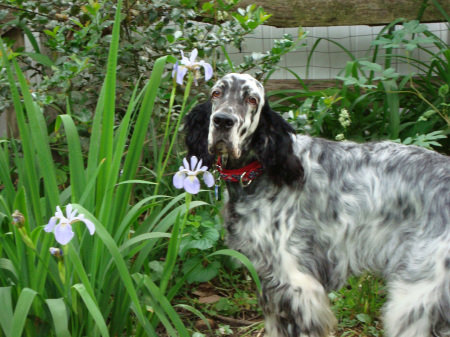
[12,210,25,227]
[49,247,63,257]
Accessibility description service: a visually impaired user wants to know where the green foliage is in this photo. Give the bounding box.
[0,2,267,335]
[329,274,385,336]
[272,19,449,153]
[0,2,200,335]
[0,0,282,122]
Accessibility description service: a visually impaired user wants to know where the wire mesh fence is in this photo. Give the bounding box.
[225,23,449,80]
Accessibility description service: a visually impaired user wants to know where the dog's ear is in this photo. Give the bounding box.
[183,100,216,169]
[252,99,304,186]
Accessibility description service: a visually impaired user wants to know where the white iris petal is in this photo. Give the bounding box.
[45,204,96,245]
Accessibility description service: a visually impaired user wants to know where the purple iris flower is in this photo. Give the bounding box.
[173,156,214,194]
[172,48,213,85]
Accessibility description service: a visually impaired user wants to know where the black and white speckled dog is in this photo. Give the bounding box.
[184,73,450,337]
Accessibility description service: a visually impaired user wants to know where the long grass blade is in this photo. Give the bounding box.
[159,213,182,295]
[45,298,71,337]
[67,244,97,302]
[85,84,105,211]
[96,0,122,213]
[10,288,37,337]
[382,80,400,139]
[0,259,18,282]
[73,284,109,337]
[209,249,262,294]
[56,115,86,203]
[0,143,16,207]
[175,304,212,334]
[119,233,172,252]
[0,287,13,337]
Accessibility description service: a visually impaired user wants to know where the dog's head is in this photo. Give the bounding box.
[207,73,265,159]
[184,73,303,186]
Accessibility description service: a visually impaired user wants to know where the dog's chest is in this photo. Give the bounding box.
[222,190,299,273]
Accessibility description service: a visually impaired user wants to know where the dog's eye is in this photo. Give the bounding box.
[212,90,221,99]
[247,96,257,105]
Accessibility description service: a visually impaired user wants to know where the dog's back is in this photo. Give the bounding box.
[294,135,450,336]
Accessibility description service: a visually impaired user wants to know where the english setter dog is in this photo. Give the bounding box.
[184,73,450,337]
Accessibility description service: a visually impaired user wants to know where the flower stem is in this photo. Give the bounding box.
[155,72,194,196]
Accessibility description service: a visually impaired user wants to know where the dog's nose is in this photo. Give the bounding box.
[213,113,235,130]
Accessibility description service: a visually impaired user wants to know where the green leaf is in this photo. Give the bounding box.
[438,84,449,98]
[402,20,426,34]
[45,299,71,337]
[356,313,371,324]
[209,249,261,294]
[96,0,123,211]
[148,261,164,281]
[11,288,37,337]
[0,259,18,282]
[57,115,86,203]
[119,232,172,252]
[359,61,383,73]
[19,52,54,67]
[202,2,213,11]
[159,213,183,295]
[182,257,221,283]
[382,80,400,139]
[16,21,41,53]
[175,304,212,333]
[116,180,157,186]
[0,287,13,337]
[185,228,219,251]
[73,284,109,337]
[382,68,399,79]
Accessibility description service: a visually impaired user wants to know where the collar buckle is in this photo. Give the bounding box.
[239,172,252,188]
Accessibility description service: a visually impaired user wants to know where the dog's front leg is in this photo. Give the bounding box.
[259,271,336,337]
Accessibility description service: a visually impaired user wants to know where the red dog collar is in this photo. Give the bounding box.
[216,157,263,186]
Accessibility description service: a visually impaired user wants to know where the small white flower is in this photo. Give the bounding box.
[173,156,214,194]
[44,204,95,245]
[338,108,351,128]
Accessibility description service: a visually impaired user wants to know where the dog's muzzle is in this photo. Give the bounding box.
[209,112,241,158]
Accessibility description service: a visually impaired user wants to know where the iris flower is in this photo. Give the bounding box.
[172,48,213,85]
[44,204,95,245]
[173,156,214,194]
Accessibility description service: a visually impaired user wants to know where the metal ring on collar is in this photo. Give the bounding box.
[240,172,252,188]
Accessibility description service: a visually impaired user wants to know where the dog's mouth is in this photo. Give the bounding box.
[209,139,241,159]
